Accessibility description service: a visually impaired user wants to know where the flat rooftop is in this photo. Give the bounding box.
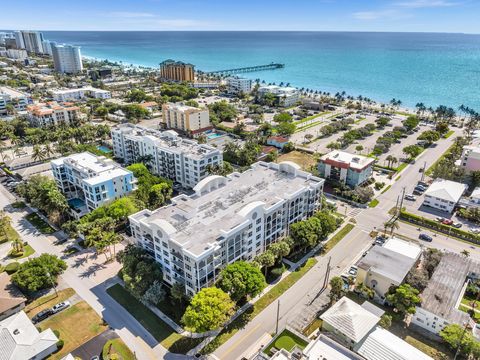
[52,152,131,185]
[419,252,480,325]
[131,162,323,257]
[321,150,375,171]
[356,243,418,284]
[113,124,219,159]
[0,86,28,98]
[51,86,110,94]
[164,102,205,113]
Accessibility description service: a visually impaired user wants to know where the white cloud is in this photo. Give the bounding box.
[395,0,458,8]
[109,12,155,18]
[353,10,399,20]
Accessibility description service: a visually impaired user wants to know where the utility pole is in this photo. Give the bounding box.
[420,161,427,182]
[453,321,470,360]
[322,256,332,290]
[275,300,280,334]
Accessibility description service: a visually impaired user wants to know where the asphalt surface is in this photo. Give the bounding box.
[71,329,118,360]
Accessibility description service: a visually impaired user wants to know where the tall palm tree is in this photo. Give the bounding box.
[31,145,46,162]
[42,143,54,159]
[11,238,24,253]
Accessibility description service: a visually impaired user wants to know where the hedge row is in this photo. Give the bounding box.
[399,210,480,244]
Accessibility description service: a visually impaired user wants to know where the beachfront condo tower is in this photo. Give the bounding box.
[52,44,83,74]
[159,59,195,82]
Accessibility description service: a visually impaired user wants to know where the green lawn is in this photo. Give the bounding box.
[443,130,455,139]
[459,304,480,323]
[303,318,323,336]
[381,185,392,194]
[25,213,55,234]
[368,199,379,208]
[201,258,317,354]
[26,288,76,318]
[322,223,355,254]
[396,162,408,173]
[295,111,330,125]
[39,301,108,360]
[0,222,21,244]
[106,284,204,354]
[8,244,35,259]
[264,329,308,354]
[11,201,26,209]
[103,338,135,360]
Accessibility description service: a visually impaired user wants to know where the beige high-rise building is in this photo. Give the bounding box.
[159,59,195,82]
[162,103,212,136]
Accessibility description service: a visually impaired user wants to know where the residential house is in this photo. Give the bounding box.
[422,178,468,213]
[0,273,26,321]
[355,237,422,302]
[0,310,59,360]
[267,136,289,150]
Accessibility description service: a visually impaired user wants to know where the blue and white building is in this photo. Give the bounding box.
[51,152,136,217]
[318,150,375,188]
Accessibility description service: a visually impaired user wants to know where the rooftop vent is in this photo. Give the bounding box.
[13,329,20,335]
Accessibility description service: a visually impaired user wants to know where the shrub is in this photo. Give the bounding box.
[56,339,64,350]
[5,262,20,274]
[53,329,60,338]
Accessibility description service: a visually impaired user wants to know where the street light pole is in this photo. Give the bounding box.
[44,268,58,297]
[275,300,280,334]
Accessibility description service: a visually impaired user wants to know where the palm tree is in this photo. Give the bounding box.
[11,238,24,254]
[31,145,46,162]
[43,143,54,159]
[461,250,470,258]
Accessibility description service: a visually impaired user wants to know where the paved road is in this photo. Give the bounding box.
[71,329,118,360]
[0,185,174,360]
[214,126,471,360]
[213,227,373,360]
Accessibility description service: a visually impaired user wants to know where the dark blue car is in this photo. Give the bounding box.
[419,233,433,242]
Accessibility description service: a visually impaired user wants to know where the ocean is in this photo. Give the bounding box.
[42,31,480,110]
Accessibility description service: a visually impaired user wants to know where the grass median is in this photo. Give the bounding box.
[368,199,379,208]
[25,213,55,234]
[200,258,317,354]
[106,284,204,354]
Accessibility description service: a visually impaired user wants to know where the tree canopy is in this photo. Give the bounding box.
[386,284,421,316]
[440,324,480,358]
[217,261,266,302]
[182,287,235,332]
[12,254,67,293]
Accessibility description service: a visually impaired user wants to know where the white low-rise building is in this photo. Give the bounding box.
[412,252,479,336]
[0,86,31,115]
[226,77,253,94]
[111,124,222,189]
[51,152,136,217]
[51,87,111,102]
[129,161,324,296]
[355,237,421,302]
[0,310,59,360]
[258,85,300,107]
[456,145,480,173]
[422,178,468,213]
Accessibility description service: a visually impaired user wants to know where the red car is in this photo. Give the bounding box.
[442,219,453,225]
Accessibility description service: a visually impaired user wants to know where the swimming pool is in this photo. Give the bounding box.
[97,145,112,153]
[207,133,223,139]
[68,198,85,210]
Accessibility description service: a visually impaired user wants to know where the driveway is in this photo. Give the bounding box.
[71,329,118,360]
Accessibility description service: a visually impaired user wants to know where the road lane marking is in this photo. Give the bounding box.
[219,323,262,358]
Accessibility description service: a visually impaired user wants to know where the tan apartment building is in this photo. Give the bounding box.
[27,101,79,127]
[159,59,195,82]
[161,102,212,136]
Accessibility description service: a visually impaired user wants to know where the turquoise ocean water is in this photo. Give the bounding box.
[42,31,480,110]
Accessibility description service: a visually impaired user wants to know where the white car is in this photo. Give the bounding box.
[348,266,358,276]
[405,194,416,201]
[51,301,70,314]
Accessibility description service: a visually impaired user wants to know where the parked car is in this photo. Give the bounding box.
[362,251,369,257]
[418,181,429,187]
[348,266,358,276]
[436,217,446,222]
[452,222,462,228]
[51,301,70,314]
[442,219,453,225]
[419,233,433,242]
[415,185,427,191]
[470,228,480,234]
[405,194,416,201]
[32,309,53,324]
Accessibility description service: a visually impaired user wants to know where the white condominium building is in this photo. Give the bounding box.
[3,49,28,60]
[41,40,53,56]
[51,87,111,102]
[258,85,300,107]
[51,152,136,217]
[52,44,83,74]
[14,31,45,54]
[129,161,324,296]
[111,124,222,189]
[161,102,212,136]
[0,86,31,115]
[226,77,253,94]
[26,102,79,127]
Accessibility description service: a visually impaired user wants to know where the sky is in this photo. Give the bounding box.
[2,0,480,33]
